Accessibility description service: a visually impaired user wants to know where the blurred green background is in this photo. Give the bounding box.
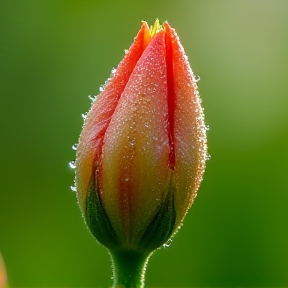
[0,0,288,287]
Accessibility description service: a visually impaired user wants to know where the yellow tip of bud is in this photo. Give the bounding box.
[150,19,160,37]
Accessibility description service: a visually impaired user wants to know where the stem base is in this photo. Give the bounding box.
[110,250,151,288]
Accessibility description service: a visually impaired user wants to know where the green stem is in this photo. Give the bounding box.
[110,250,151,288]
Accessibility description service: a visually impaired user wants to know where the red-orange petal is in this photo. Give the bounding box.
[164,22,207,227]
[76,22,151,212]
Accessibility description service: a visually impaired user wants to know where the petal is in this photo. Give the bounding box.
[164,22,207,226]
[101,31,171,247]
[76,22,151,212]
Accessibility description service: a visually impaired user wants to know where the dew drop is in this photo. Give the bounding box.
[69,161,76,169]
[194,75,200,82]
[205,124,210,131]
[124,49,128,54]
[111,67,116,74]
[70,185,77,192]
[206,154,211,161]
[81,113,87,120]
[88,95,97,102]
[99,85,104,92]
[72,143,78,151]
[163,238,173,248]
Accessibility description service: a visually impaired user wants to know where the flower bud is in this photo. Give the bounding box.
[74,20,207,254]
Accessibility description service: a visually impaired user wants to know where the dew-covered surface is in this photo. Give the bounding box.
[102,31,171,246]
[164,23,207,227]
[75,22,152,213]
[75,22,208,249]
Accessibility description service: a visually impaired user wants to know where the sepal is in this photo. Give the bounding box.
[140,181,176,251]
[85,175,119,250]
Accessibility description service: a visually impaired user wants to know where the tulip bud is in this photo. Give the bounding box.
[73,20,207,288]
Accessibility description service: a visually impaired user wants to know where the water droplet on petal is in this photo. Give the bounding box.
[88,95,97,102]
[82,113,87,120]
[72,143,78,151]
[194,75,200,82]
[124,49,128,54]
[69,161,76,169]
[111,67,116,74]
[206,154,211,161]
[163,238,173,248]
[70,185,77,192]
[99,85,104,92]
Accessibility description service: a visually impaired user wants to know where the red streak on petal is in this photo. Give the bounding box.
[164,24,176,170]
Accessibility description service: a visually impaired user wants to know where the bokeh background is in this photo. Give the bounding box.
[0,0,288,287]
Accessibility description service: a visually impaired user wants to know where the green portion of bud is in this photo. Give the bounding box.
[86,175,119,250]
[140,182,176,250]
[85,173,176,254]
